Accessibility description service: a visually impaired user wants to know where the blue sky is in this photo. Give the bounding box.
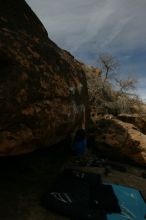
[26,0,146,101]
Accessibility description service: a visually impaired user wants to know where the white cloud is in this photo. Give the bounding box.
[26,0,146,54]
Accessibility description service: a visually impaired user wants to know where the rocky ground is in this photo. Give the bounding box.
[67,154,146,200]
[0,144,145,220]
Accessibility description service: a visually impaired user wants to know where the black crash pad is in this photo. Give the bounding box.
[43,169,121,220]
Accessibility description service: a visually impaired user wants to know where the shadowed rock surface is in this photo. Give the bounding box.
[0,0,88,155]
[0,142,70,220]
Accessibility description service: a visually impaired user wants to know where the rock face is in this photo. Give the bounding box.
[95,118,146,166]
[0,0,88,155]
[117,114,146,135]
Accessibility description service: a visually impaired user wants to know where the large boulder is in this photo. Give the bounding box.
[0,0,88,155]
[117,114,146,135]
[94,118,146,166]
[81,64,103,113]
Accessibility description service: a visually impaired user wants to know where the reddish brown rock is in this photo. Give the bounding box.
[81,64,101,80]
[117,114,146,134]
[0,0,88,155]
[95,118,146,165]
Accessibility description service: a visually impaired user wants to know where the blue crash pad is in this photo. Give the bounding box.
[107,184,146,220]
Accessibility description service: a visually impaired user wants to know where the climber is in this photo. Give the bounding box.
[72,106,87,156]
[72,128,87,156]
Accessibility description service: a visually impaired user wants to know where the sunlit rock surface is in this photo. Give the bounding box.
[95,118,146,165]
[117,114,146,135]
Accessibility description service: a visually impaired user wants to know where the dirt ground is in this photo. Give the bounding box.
[67,155,146,201]
[0,144,145,220]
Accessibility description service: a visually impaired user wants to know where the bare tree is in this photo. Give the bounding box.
[115,76,138,94]
[98,53,119,85]
[86,53,142,115]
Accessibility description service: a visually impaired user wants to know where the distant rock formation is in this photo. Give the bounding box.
[81,64,101,79]
[0,0,88,155]
[94,118,146,166]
